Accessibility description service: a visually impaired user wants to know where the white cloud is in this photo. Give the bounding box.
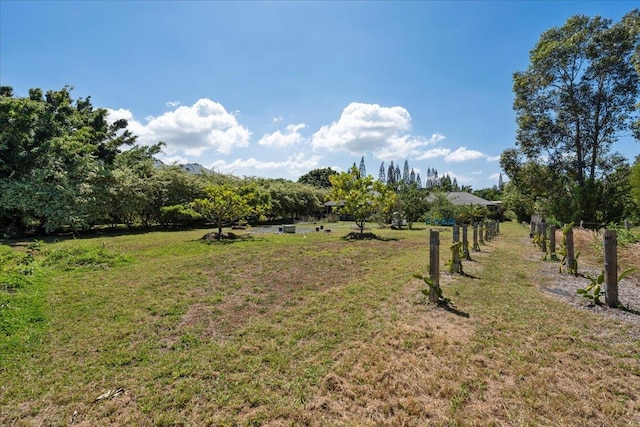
[272,116,283,124]
[258,123,306,147]
[444,147,486,163]
[486,155,501,162]
[429,133,445,144]
[210,152,322,178]
[374,135,434,161]
[488,172,502,181]
[107,99,251,156]
[471,170,483,175]
[166,100,181,107]
[415,147,451,160]
[311,102,414,155]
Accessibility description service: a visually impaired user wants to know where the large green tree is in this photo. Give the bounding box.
[328,167,396,237]
[297,167,337,188]
[506,11,640,223]
[396,182,429,229]
[0,86,140,233]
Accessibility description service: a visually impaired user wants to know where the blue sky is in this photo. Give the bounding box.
[2,1,638,189]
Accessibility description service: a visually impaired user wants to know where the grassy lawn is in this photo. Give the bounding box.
[1,221,639,426]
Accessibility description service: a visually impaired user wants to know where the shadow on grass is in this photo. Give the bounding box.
[441,304,470,318]
[341,232,399,241]
[199,232,259,244]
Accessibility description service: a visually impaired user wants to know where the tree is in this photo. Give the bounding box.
[510,11,640,222]
[402,160,410,184]
[425,192,456,224]
[397,182,429,229]
[387,161,396,188]
[192,184,254,240]
[297,167,338,188]
[328,167,396,237]
[359,156,367,177]
[0,86,140,233]
[378,161,386,183]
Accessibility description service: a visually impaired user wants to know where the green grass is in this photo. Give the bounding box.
[1,222,639,426]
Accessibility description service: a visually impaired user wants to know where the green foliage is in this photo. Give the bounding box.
[192,184,265,240]
[395,182,429,229]
[577,268,638,305]
[506,11,640,225]
[413,273,453,307]
[328,167,396,237]
[447,242,465,275]
[0,86,142,233]
[454,204,489,225]
[159,205,205,228]
[297,167,338,188]
[424,192,455,224]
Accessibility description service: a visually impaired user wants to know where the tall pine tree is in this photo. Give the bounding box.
[378,161,386,183]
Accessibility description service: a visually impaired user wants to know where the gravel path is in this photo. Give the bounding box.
[529,241,640,335]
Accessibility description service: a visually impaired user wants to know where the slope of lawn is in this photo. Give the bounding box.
[1,221,638,426]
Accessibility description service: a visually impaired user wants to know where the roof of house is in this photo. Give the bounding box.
[428,192,499,207]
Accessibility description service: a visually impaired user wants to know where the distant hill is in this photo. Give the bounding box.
[154,160,212,175]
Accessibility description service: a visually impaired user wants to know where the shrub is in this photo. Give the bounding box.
[159,205,205,228]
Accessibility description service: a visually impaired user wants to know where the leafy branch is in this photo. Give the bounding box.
[577,268,638,305]
[413,273,453,307]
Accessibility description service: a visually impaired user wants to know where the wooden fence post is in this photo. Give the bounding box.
[462,225,471,260]
[603,230,618,308]
[566,227,577,275]
[496,220,500,235]
[473,223,480,251]
[541,222,547,253]
[479,222,485,245]
[453,225,460,243]
[484,221,490,242]
[429,230,440,303]
[530,219,536,238]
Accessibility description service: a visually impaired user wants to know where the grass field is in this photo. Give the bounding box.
[1,221,639,426]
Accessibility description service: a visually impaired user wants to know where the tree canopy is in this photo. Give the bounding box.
[503,10,640,224]
[328,167,396,237]
[297,167,338,188]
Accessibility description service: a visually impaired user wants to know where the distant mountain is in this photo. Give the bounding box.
[154,159,213,175]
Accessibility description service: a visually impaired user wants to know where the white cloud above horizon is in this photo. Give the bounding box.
[209,152,322,179]
[107,99,501,185]
[107,98,251,156]
[258,123,306,147]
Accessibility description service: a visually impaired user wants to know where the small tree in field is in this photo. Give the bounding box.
[192,184,253,240]
[328,167,396,237]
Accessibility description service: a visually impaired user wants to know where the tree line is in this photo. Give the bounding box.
[0,86,328,237]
